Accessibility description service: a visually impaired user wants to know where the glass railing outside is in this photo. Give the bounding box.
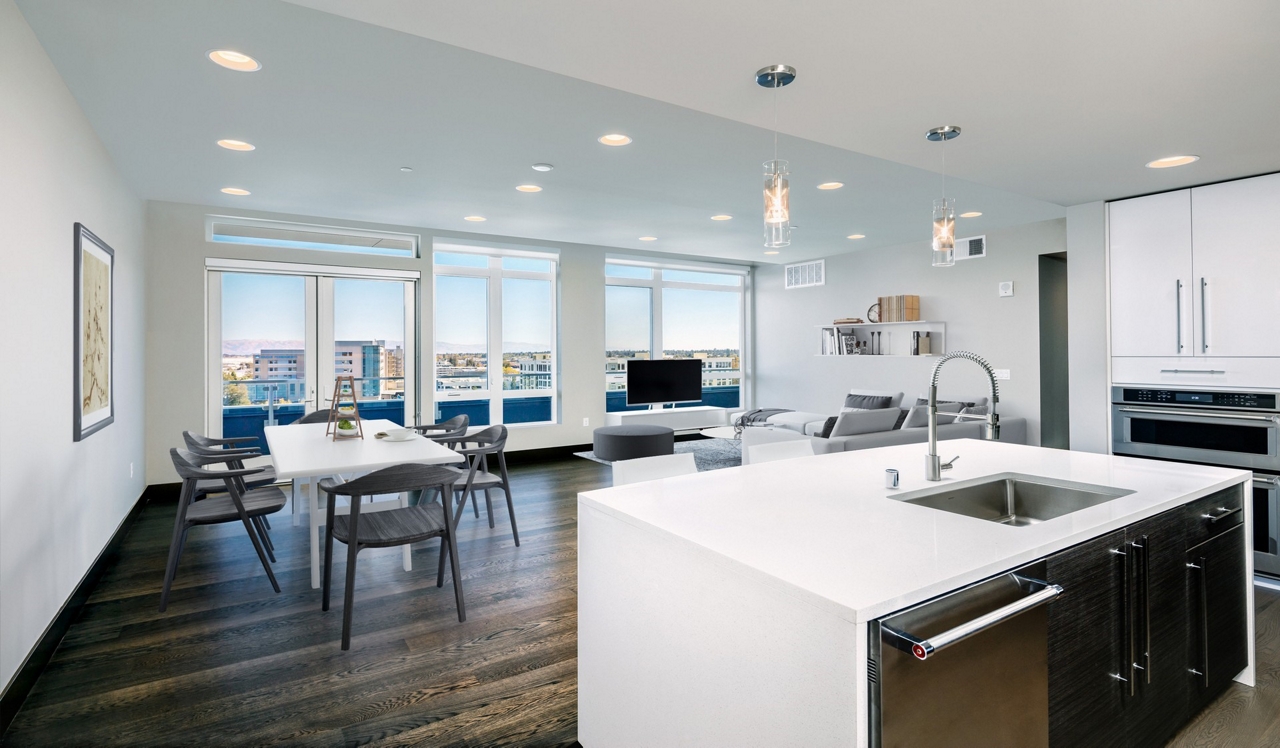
[605,384,741,412]
[221,377,405,454]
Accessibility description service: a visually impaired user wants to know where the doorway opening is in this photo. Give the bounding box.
[1039,252,1069,449]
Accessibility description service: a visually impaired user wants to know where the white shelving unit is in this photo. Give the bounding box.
[816,320,946,358]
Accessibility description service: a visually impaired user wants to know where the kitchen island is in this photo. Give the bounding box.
[577,439,1256,747]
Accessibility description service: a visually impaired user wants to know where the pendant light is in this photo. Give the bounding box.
[757,65,796,249]
[926,125,961,267]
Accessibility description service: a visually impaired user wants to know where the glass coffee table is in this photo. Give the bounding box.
[700,426,741,440]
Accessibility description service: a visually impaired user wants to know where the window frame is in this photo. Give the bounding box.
[432,243,560,428]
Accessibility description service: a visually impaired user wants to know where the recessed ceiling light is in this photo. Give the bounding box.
[846,234,865,239]
[638,236,657,241]
[220,187,250,196]
[959,211,982,218]
[710,214,733,221]
[216,139,255,151]
[1146,155,1199,169]
[817,182,844,190]
[764,251,780,255]
[464,215,487,222]
[208,50,261,72]
[599,133,633,146]
[516,184,542,192]
[400,166,413,172]
[531,163,554,172]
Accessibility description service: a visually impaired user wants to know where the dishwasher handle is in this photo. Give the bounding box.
[885,579,1064,661]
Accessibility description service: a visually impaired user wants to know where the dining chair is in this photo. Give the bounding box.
[182,430,280,550]
[294,409,336,425]
[161,448,287,612]
[747,439,816,464]
[414,414,469,444]
[611,452,698,486]
[320,464,464,650]
[446,426,519,546]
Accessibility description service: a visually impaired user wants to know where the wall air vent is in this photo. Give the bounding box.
[784,259,825,289]
[207,216,419,258]
[954,235,986,260]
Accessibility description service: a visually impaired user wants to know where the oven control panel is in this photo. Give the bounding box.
[1120,388,1278,411]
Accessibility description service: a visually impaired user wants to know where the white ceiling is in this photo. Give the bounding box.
[22,1,1276,265]
[288,0,1280,206]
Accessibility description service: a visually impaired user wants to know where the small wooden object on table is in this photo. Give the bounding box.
[325,375,364,441]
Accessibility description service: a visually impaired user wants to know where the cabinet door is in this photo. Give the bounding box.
[1185,524,1249,715]
[1190,173,1280,356]
[1125,510,1190,748]
[1108,190,1193,357]
[1046,530,1127,748]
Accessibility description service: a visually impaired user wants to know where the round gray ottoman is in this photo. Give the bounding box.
[593,425,675,462]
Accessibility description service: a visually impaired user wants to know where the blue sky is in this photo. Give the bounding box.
[222,274,404,344]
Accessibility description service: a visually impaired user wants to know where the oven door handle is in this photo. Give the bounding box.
[1254,475,1280,487]
[1117,407,1280,424]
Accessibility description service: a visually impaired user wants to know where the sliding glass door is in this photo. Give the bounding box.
[207,263,417,451]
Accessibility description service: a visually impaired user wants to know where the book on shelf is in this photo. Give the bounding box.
[876,294,920,322]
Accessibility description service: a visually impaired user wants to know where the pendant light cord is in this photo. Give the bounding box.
[773,81,779,162]
[941,134,947,200]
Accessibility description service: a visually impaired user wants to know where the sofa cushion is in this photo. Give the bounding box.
[830,408,902,437]
[842,393,893,412]
[900,402,963,429]
[767,411,831,433]
[817,416,839,439]
[847,389,904,410]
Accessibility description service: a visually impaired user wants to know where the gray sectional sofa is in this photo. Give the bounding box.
[733,389,1027,463]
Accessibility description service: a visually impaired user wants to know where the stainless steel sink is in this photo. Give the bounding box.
[891,472,1134,526]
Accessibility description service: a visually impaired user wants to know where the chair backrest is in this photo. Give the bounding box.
[182,431,215,450]
[460,425,508,453]
[294,410,335,425]
[416,414,469,440]
[319,462,460,497]
[612,452,698,486]
[747,439,816,464]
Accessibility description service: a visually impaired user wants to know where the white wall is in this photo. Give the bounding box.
[144,201,747,484]
[754,219,1068,446]
[0,0,146,693]
[1065,202,1110,453]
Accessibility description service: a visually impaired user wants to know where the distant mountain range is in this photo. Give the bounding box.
[222,339,406,356]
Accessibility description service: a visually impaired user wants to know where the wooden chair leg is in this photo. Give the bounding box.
[436,536,448,588]
[238,512,281,593]
[471,490,480,518]
[341,541,360,650]
[483,489,495,528]
[262,515,271,530]
[253,517,276,562]
[322,519,335,611]
[446,531,466,622]
[159,525,189,613]
[503,482,520,547]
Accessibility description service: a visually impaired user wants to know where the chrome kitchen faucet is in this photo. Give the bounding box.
[926,351,1001,481]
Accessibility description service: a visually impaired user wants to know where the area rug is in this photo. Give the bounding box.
[574,437,741,472]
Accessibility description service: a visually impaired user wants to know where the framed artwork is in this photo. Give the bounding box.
[73,223,114,440]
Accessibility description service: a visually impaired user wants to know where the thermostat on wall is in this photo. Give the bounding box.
[998,281,1014,297]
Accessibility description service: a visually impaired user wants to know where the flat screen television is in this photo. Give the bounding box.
[626,359,703,406]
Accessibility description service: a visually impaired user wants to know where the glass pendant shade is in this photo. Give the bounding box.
[763,159,791,248]
[932,197,956,267]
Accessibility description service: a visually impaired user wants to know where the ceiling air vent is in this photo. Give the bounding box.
[954,235,986,260]
[784,259,825,289]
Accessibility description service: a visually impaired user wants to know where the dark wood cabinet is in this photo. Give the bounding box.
[1185,523,1249,716]
[1046,530,1127,748]
[1046,485,1249,748]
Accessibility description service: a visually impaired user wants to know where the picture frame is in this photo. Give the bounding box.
[73,223,114,441]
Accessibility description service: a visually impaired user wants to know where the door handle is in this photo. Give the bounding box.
[1200,277,1208,354]
[1201,506,1241,523]
[1118,407,1280,424]
[882,577,1063,661]
[1186,557,1210,688]
[1176,280,1183,353]
[1158,369,1225,374]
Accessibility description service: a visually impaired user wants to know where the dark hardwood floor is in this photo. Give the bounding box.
[3,455,1278,747]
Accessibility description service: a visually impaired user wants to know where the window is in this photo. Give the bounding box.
[434,245,558,426]
[604,260,746,412]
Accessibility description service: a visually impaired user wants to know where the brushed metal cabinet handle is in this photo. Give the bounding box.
[1201,277,1209,354]
[1186,558,1210,688]
[1176,280,1183,353]
[1202,506,1242,523]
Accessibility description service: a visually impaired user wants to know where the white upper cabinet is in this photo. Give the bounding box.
[1109,189,1193,356]
[1190,173,1280,357]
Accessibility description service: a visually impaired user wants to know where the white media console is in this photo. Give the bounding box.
[603,405,729,432]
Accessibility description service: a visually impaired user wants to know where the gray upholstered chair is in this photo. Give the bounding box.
[162,448,287,612]
[446,425,519,546]
[319,464,464,650]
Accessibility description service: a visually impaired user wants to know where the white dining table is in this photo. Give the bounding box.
[265,419,464,588]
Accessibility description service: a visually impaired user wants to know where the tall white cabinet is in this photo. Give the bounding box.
[1109,172,1280,388]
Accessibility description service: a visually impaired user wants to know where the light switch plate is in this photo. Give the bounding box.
[998,281,1014,297]
[994,369,1011,380]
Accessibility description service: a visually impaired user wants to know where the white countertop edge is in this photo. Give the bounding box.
[579,470,1252,624]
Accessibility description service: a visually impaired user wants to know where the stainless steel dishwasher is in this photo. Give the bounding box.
[868,561,1062,747]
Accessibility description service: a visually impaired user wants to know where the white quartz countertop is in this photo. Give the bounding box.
[578,440,1251,623]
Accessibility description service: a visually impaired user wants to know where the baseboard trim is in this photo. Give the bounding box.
[505,443,594,465]
[0,484,159,735]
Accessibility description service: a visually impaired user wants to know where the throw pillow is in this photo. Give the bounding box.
[818,416,839,439]
[843,393,893,411]
[830,408,902,437]
[900,402,963,429]
[892,408,910,430]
